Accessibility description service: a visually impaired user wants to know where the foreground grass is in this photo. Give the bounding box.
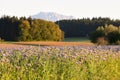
[0,46,120,80]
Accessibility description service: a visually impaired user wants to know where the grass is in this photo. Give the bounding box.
[0,46,120,80]
[0,37,93,47]
[63,37,90,42]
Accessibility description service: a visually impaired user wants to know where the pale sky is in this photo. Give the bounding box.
[0,0,120,19]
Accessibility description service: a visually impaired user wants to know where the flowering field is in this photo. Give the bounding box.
[0,45,120,80]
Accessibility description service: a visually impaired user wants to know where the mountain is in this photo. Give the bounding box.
[31,12,75,22]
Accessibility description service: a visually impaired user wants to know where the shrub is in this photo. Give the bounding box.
[89,24,120,45]
[116,40,120,45]
[89,30,105,43]
[96,37,108,45]
[0,37,4,42]
[107,31,120,44]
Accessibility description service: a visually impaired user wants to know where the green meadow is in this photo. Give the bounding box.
[63,37,90,42]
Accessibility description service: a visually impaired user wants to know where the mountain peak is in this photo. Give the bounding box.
[31,12,75,22]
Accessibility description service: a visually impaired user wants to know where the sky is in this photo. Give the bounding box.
[0,0,120,19]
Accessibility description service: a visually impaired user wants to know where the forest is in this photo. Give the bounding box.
[56,17,120,37]
[0,16,64,41]
[1,16,120,42]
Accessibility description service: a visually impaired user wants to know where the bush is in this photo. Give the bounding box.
[96,37,108,45]
[89,31,105,43]
[89,24,120,45]
[0,37,4,42]
[107,31,120,44]
[116,40,120,45]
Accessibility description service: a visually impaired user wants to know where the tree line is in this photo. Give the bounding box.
[0,16,64,41]
[1,16,120,42]
[56,17,120,37]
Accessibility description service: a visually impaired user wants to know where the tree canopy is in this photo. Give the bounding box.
[0,16,64,41]
[56,17,120,38]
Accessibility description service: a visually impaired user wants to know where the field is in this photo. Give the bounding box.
[0,38,93,47]
[63,37,90,42]
[0,38,120,79]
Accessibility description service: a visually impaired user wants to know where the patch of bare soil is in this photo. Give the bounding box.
[14,42,94,46]
[0,42,94,48]
[0,44,23,48]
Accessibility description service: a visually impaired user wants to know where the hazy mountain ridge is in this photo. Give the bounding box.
[31,12,75,22]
